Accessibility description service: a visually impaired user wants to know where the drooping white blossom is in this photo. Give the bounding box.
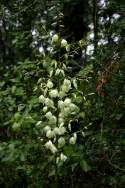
[58,126,66,135]
[60,153,67,162]
[58,100,64,109]
[50,115,57,124]
[69,136,76,145]
[61,79,71,93]
[44,126,51,132]
[45,98,54,108]
[46,130,55,138]
[45,111,53,119]
[73,133,77,141]
[49,89,59,98]
[58,116,64,124]
[64,98,72,106]
[59,90,66,98]
[39,95,45,103]
[64,79,71,89]
[61,107,70,117]
[53,127,60,135]
[58,137,65,148]
[45,140,57,153]
[47,80,53,88]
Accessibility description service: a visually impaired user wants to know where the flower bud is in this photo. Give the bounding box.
[50,70,53,77]
[52,60,57,68]
[51,34,59,44]
[73,79,77,89]
[61,39,68,48]
[55,68,61,76]
[56,157,59,164]
[73,133,77,141]
[36,121,42,126]
[68,123,71,131]
[43,106,48,113]
[66,44,70,52]
[60,153,67,162]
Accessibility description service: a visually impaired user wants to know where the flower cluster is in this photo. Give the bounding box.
[37,35,80,164]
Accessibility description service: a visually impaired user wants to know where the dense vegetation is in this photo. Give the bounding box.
[0,0,125,187]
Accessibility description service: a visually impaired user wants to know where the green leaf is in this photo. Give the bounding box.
[115,113,123,120]
[80,159,91,172]
[18,104,25,111]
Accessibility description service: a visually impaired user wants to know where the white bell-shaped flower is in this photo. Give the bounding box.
[49,89,59,98]
[43,106,48,113]
[49,115,57,124]
[61,79,71,93]
[51,34,59,44]
[39,95,45,103]
[46,130,55,138]
[69,136,76,145]
[47,80,53,88]
[44,126,51,132]
[58,117,64,125]
[58,100,64,109]
[45,111,53,119]
[64,98,72,106]
[61,39,68,48]
[45,98,54,108]
[58,126,66,135]
[64,79,71,89]
[53,127,60,135]
[58,137,65,148]
[45,140,57,153]
[60,153,67,162]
